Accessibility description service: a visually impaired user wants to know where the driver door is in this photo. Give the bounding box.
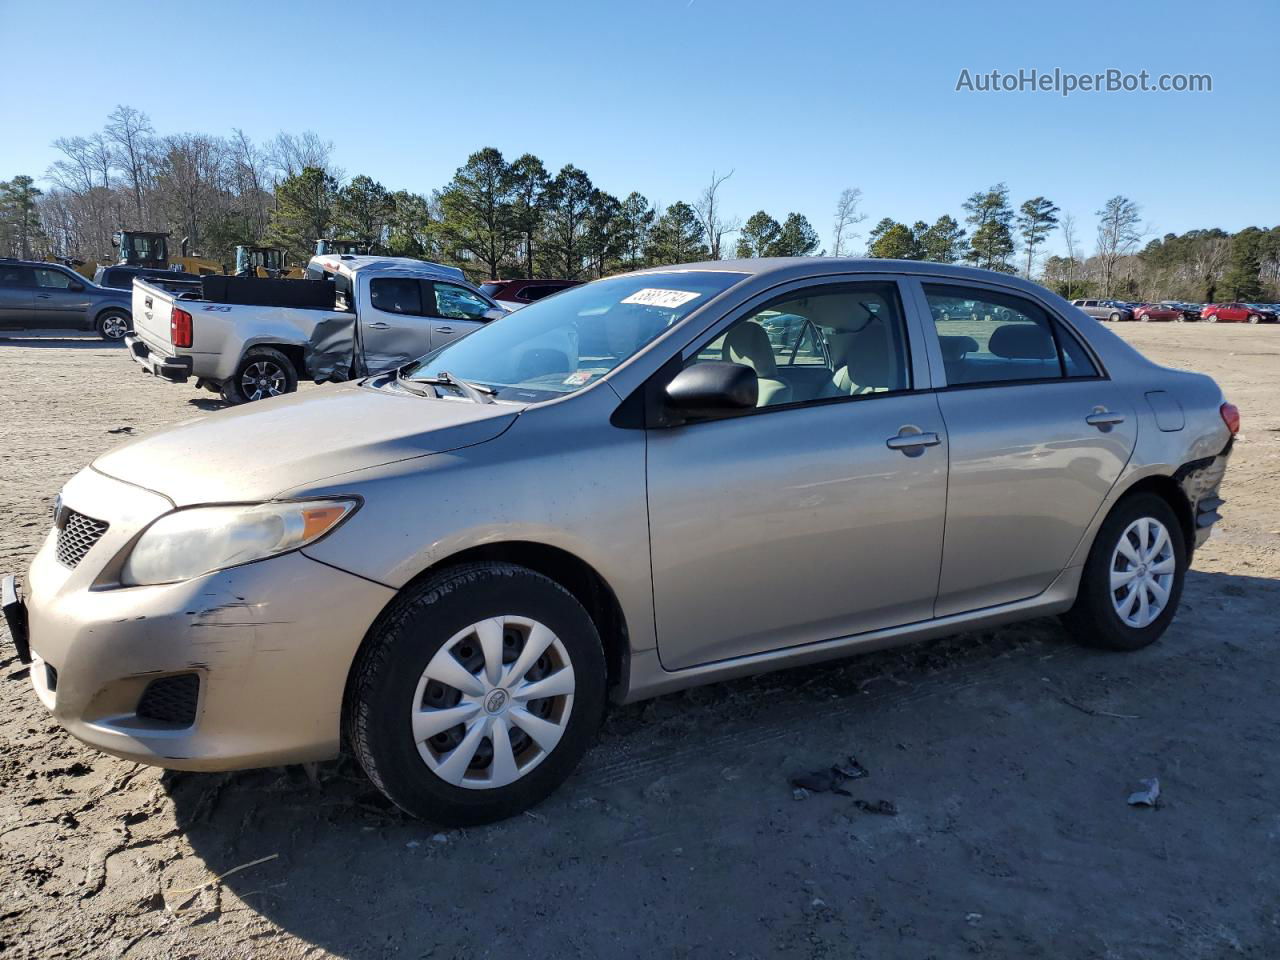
[32,266,90,329]
[425,281,499,348]
[645,280,948,670]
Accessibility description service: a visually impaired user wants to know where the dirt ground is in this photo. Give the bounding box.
[1,323,1278,959]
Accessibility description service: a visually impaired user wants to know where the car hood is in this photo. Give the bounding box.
[93,382,521,505]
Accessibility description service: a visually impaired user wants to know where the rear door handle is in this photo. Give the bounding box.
[1085,410,1125,429]
[886,431,941,452]
[367,321,390,330]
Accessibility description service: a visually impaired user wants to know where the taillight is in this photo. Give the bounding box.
[1220,402,1240,436]
[170,306,192,348]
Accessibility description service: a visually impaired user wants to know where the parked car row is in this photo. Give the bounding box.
[4,257,1238,825]
[1071,297,1280,324]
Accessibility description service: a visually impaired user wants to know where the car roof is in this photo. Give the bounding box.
[307,255,466,283]
[629,256,1073,301]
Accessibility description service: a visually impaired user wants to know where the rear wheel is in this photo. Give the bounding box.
[221,346,297,404]
[1109,311,1122,322]
[97,311,130,342]
[1061,493,1186,651]
[345,563,607,825]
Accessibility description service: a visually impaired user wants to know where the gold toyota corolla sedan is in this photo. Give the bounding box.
[3,259,1235,825]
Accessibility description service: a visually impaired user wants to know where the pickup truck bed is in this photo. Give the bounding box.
[127,277,355,386]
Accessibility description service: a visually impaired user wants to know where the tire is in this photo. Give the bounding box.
[1248,314,1260,324]
[1138,313,1150,322]
[1061,492,1186,652]
[1205,314,1218,323]
[222,346,297,404]
[1109,312,1122,322]
[96,310,131,342]
[345,562,607,825]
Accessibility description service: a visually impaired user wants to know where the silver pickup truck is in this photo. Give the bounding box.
[125,256,506,403]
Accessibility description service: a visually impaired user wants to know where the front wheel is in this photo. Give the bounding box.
[1248,314,1261,324]
[221,346,298,404]
[345,563,607,825]
[97,311,131,342]
[1061,493,1186,651]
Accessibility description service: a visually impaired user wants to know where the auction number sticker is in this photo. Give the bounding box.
[620,288,701,309]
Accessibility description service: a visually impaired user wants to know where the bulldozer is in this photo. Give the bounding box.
[113,230,223,275]
[234,245,301,279]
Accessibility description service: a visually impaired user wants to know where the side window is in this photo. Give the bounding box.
[432,282,493,320]
[33,268,75,289]
[686,283,911,409]
[925,284,1098,385]
[369,277,423,316]
[0,266,29,288]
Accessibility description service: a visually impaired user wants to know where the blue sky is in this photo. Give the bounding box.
[2,0,1276,257]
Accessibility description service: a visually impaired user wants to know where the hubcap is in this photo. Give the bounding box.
[411,616,575,790]
[1110,517,1176,628]
[102,315,128,340]
[241,361,286,401]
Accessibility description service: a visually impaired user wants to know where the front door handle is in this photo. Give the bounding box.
[1085,410,1125,429]
[36,294,51,299]
[367,321,390,330]
[436,325,454,334]
[886,430,941,453]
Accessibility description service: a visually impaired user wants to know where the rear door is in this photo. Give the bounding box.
[913,280,1137,616]
[646,279,948,670]
[359,275,437,372]
[31,266,91,329]
[0,264,34,327]
[424,281,497,347]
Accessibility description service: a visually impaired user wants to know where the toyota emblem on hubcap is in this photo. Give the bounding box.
[484,689,509,714]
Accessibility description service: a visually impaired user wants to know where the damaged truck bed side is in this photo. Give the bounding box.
[124,256,506,404]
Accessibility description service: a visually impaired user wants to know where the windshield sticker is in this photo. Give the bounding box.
[620,288,701,309]
[563,370,595,386]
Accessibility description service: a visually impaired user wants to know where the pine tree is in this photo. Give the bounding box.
[1016,196,1060,277]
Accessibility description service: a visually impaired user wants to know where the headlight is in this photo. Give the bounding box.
[121,499,358,586]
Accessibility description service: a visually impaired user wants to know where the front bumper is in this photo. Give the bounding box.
[14,468,395,771]
[125,333,192,383]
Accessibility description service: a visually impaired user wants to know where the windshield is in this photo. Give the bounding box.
[402,271,746,402]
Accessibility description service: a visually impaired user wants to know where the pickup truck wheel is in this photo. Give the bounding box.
[1061,492,1186,652]
[97,311,131,342]
[345,562,607,825]
[224,347,297,404]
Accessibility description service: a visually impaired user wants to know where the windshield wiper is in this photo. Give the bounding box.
[397,367,495,404]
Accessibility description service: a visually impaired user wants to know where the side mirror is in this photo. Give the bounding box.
[69,281,85,292]
[484,308,507,321]
[664,361,758,420]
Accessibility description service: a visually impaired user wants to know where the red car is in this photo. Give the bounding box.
[479,278,583,310]
[1132,303,1182,322]
[1201,302,1278,324]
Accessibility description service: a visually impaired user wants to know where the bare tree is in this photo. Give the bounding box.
[105,105,156,224]
[268,131,340,181]
[1095,195,1142,296]
[1060,211,1079,298]
[693,169,739,260]
[831,187,866,257]
[229,129,274,239]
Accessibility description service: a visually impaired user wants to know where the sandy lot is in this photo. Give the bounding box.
[1,324,1278,959]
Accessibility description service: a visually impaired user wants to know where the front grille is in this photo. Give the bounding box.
[55,510,109,568]
[136,674,200,726]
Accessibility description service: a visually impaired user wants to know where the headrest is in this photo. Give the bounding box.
[845,323,894,387]
[722,321,777,377]
[988,323,1055,360]
[938,335,979,361]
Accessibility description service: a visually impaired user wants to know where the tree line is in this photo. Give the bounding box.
[1,105,1277,302]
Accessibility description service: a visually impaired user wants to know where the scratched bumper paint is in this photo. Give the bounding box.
[22,469,394,771]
